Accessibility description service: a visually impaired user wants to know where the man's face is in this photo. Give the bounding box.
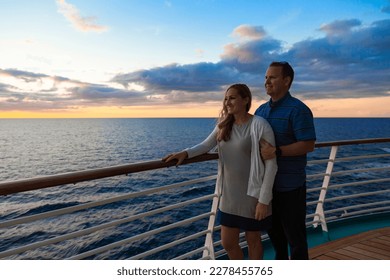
[264,66,290,100]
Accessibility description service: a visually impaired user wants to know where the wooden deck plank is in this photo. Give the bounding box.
[369,238,390,247]
[316,255,338,260]
[363,238,390,248]
[378,235,390,242]
[309,227,390,260]
[346,245,389,259]
[336,249,375,260]
[360,240,390,256]
[325,251,357,260]
[309,232,380,258]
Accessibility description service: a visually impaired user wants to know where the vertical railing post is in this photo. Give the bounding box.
[313,145,338,232]
[202,185,220,259]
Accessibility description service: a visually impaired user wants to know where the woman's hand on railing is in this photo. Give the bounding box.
[162,151,188,166]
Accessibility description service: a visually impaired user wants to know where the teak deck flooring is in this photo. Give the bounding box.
[309,227,390,260]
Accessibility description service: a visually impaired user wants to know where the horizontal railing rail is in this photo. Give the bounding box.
[314,137,390,147]
[2,138,389,197]
[0,174,217,259]
[0,137,389,259]
[0,175,217,229]
[0,154,219,196]
[68,212,213,260]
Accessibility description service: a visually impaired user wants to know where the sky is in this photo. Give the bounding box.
[0,0,389,118]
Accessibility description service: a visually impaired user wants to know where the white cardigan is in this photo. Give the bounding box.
[185,115,277,205]
[247,116,277,204]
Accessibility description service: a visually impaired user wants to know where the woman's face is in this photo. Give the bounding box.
[224,88,248,115]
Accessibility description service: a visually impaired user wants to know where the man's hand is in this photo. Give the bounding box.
[260,139,276,160]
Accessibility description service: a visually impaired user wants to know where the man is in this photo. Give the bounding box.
[255,61,316,260]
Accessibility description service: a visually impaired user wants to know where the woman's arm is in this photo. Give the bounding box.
[163,126,218,166]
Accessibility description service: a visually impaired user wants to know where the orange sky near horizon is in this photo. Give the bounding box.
[0,96,389,118]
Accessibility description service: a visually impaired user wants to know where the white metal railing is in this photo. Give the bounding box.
[310,145,390,231]
[312,145,338,231]
[0,174,217,259]
[0,138,389,259]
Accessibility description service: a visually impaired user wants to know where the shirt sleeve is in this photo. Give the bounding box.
[185,126,218,158]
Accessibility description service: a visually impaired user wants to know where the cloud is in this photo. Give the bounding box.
[220,33,282,71]
[111,25,283,96]
[56,0,108,33]
[1,18,389,112]
[195,48,205,58]
[382,4,390,13]
[112,63,240,92]
[287,19,390,98]
[232,25,267,41]
[319,19,361,36]
[110,19,390,101]
[0,69,155,111]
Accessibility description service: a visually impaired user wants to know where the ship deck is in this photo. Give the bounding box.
[309,227,390,260]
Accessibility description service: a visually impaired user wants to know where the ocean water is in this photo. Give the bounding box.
[0,118,389,259]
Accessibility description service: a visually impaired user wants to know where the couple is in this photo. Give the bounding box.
[163,62,316,260]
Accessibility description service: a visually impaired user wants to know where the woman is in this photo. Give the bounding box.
[163,84,277,259]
